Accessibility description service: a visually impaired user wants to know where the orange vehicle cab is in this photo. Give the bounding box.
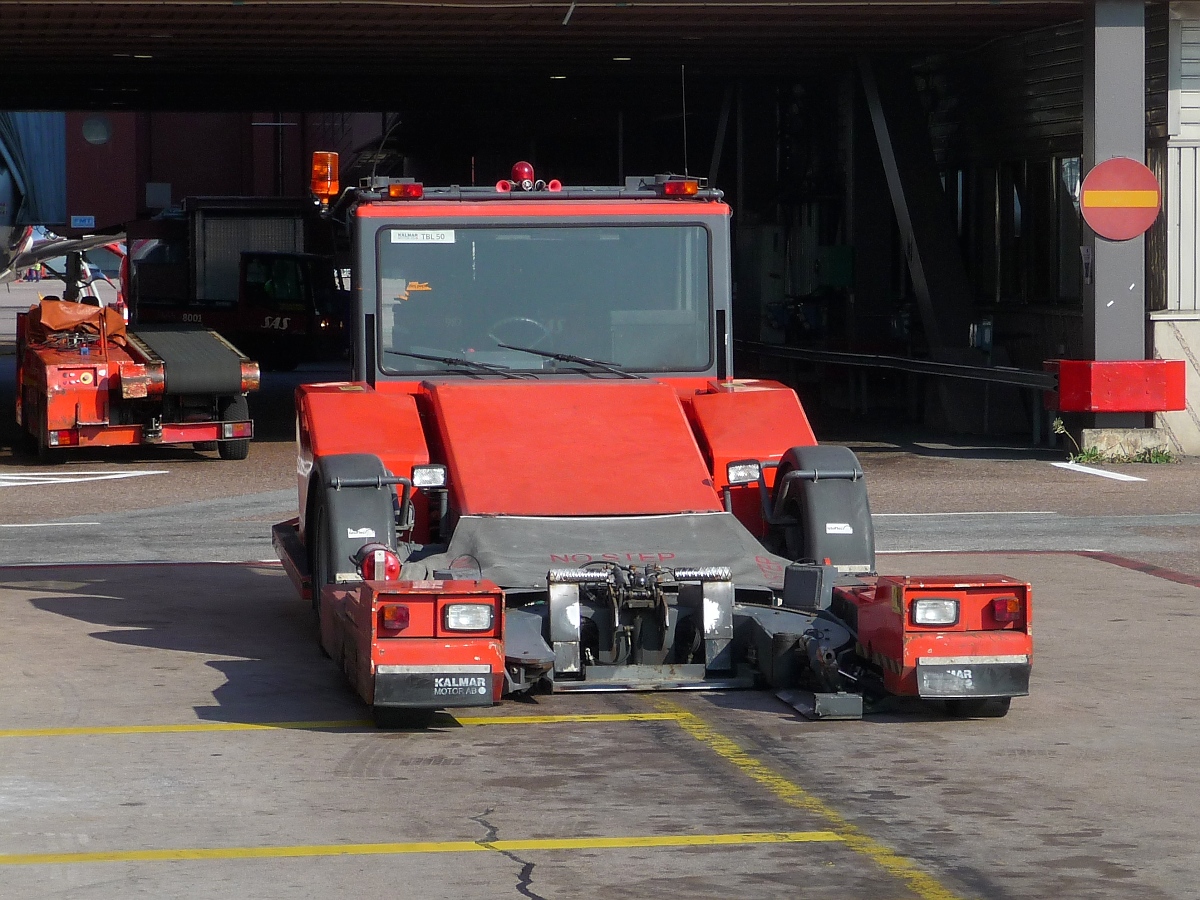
[272,156,1032,727]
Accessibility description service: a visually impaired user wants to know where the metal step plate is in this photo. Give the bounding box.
[552,663,756,692]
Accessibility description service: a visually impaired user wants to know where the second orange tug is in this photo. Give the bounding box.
[16,296,259,461]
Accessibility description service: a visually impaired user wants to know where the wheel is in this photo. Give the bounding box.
[307,499,333,656]
[309,500,331,614]
[34,407,60,465]
[217,394,251,461]
[266,346,301,372]
[486,316,551,348]
[780,500,806,560]
[372,706,436,730]
[944,697,1011,718]
[766,492,807,561]
[36,437,58,465]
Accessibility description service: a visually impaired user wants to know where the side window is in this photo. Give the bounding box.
[242,258,272,307]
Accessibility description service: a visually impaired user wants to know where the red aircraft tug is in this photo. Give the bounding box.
[273,154,1032,726]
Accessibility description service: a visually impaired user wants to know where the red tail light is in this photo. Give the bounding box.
[992,596,1022,623]
[662,179,700,197]
[356,543,402,581]
[388,182,424,199]
[379,603,411,633]
[48,429,80,447]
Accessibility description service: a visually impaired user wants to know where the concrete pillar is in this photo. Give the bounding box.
[1082,0,1147,426]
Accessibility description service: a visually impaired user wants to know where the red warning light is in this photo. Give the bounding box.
[661,179,700,197]
[387,182,424,199]
[512,161,536,191]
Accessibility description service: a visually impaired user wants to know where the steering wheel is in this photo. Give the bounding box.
[486,316,552,348]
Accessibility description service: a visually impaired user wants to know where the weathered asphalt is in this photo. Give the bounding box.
[1,550,1198,899]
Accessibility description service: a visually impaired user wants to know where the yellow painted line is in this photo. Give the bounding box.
[651,699,966,900]
[0,712,685,739]
[1082,189,1159,208]
[0,830,842,866]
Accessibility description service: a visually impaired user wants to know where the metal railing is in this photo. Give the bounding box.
[735,339,1056,443]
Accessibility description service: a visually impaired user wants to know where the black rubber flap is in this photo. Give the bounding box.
[403,512,792,591]
[133,326,243,395]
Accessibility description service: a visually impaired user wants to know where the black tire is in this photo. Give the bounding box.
[271,349,301,372]
[34,408,60,465]
[307,499,333,656]
[372,706,436,730]
[309,500,331,613]
[217,394,251,461]
[945,697,1011,718]
[780,501,805,560]
[36,437,58,465]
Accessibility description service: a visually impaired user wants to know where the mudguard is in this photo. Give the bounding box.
[774,445,875,573]
[310,453,399,588]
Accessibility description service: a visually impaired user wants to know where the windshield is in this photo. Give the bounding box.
[376,223,711,374]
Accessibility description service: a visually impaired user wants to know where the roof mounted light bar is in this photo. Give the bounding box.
[313,151,723,205]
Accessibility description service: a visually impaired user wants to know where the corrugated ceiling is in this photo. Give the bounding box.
[0,0,1085,108]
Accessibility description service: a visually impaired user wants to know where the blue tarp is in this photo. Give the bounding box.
[0,112,66,226]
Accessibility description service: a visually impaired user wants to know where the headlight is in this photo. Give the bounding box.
[444,603,494,632]
[412,464,447,488]
[726,460,762,486]
[911,598,959,626]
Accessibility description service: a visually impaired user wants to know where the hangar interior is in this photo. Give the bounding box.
[3,0,1198,451]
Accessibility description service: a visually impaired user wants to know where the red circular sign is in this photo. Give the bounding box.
[1079,157,1161,241]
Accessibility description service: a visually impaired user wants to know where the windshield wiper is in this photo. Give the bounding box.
[496,343,643,379]
[386,349,533,379]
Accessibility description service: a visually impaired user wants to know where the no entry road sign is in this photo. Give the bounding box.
[1080,157,1161,241]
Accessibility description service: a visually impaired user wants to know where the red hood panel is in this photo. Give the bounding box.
[428,380,722,516]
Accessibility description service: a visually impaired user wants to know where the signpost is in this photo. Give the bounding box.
[1079,157,1161,241]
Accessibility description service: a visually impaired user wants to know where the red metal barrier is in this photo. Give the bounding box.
[1043,359,1186,413]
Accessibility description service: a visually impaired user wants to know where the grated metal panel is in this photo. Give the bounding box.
[195,216,303,303]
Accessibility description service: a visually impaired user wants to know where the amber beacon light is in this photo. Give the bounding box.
[311,152,340,203]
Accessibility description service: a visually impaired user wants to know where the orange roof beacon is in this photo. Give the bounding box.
[272,154,1033,727]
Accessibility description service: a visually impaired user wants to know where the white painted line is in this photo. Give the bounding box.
[878,548,1103,554]
[0,522,101,529]
[1051,462,1146,482]
[0,470,169,488]
[873,511,1056,517]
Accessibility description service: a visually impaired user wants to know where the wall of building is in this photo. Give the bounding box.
[1154,2,1200,452]
[907,5,1200,450]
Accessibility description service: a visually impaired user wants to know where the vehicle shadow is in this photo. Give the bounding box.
[15,562,372,730]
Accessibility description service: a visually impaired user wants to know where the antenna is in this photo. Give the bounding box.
[681,64,689,176]
[370,113,403,184]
